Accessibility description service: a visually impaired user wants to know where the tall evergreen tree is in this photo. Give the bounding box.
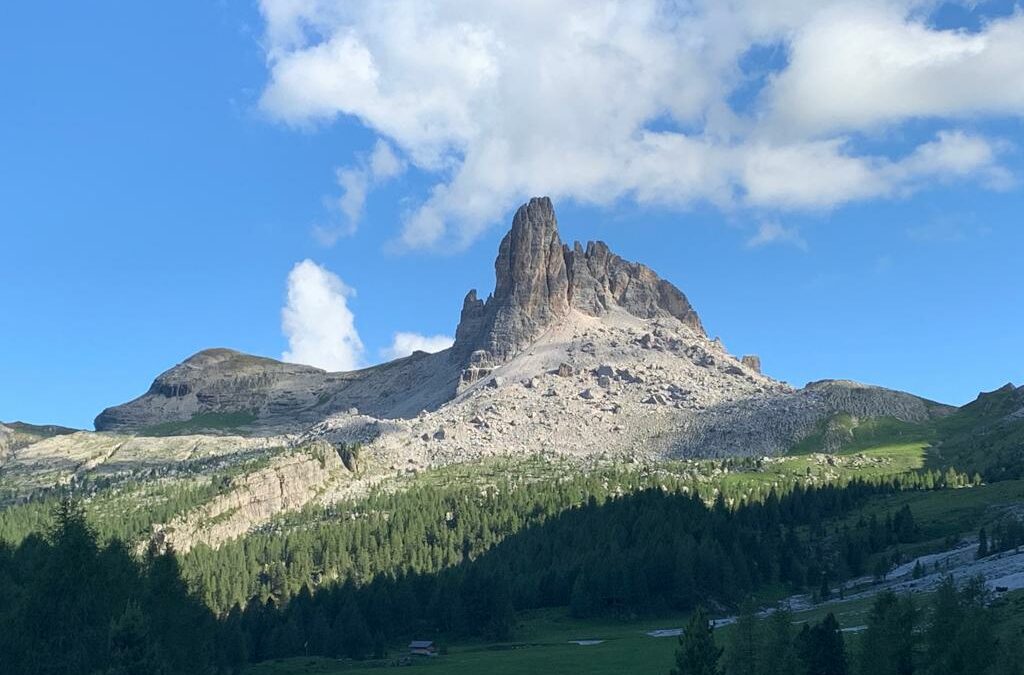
[104,600,169,675]
[671,607,722,675]
[924,577,963,675]
[797,613,847,675]
[724,599,757,675]
[758,607,797,675]
[858,592,917,675]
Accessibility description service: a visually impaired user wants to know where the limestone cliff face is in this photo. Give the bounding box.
[452,197,704,366]
[564,240,703,331]
[147,441,347,553]
[0,421,77,466]
[0,424,11,465]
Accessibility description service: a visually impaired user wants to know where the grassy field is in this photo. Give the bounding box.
[246,587,1024,675]
[789,414,935,457]
[242,594,895,675]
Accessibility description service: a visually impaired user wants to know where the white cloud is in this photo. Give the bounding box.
[369,139,404,180]
[313,139,406,245]
[746,222,808,251]
[257,0,1023,249]
[380,332,454,360]
[741,139,889,209]
[281,259,365,370]
[894,130,1014,189]
[766,6,1024,136]
[743,130,1007,208]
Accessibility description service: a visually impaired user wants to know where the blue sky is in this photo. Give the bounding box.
[2,0,1023,429]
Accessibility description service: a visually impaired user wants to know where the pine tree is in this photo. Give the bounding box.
[104,600,170,675]
[671,607,722,675]
[759,606,797,675]
[337,598,372,659]
[797,613,847,675]
[858,592,916,675]
[569,571,594,618]
[723,599,757,675]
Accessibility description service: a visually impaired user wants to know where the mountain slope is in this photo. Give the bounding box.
[94,347,464,434]
[93,197,708,436]
[930,383,1024,480]
[93,197,947,465]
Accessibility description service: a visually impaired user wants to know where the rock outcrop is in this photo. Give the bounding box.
[0,430,289,499]
[0,424,11,465]
[564,240,703,331]
[452,197,703,369]
[0,421,78,467]
[147,441,348,553]
[453,198,572,362]
[667,379,950,458]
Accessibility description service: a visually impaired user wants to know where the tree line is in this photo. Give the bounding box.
[179,467,970,618]
[0,465,984,670]
[0,501,243,674]
[201,477,933,662]
[676,576,1022,675]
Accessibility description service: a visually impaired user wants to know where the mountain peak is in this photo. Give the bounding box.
[95,197,708,433]
[452,197,704,364]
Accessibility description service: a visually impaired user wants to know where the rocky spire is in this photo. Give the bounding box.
[563,240,703,333]
[479,197,570,360]
[452,197,704,366]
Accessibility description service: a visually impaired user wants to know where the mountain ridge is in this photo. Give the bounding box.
[92,197,949,466]
[95,197,710,435]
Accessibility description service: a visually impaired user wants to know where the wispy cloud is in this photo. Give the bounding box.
[312,139,406,245]
[907,213,995,244]
[746,222,808,251]
[380,332,454,360]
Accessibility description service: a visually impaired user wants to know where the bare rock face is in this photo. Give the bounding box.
[146,441,347,553]
[0,421,78,466]
[564,240,703,333]
[454,197,571,361]
[452,197,704,368]
[0,424,11,465]
[94,349,327,433]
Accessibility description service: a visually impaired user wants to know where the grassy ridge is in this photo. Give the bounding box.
[139,411,258,436]
[786,384,1023,482]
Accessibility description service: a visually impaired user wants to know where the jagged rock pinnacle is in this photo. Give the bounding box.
[453,196,704,365]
